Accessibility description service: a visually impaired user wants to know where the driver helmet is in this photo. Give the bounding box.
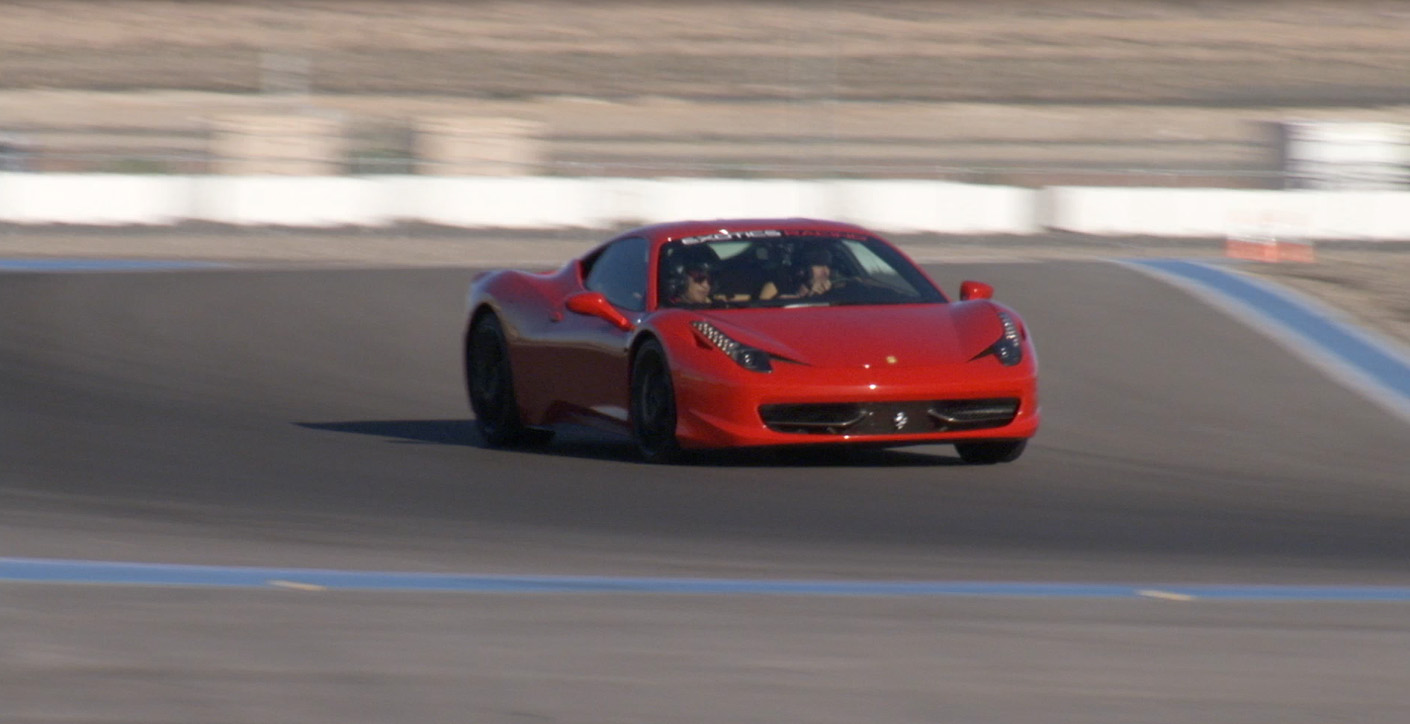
[663,243,720,301]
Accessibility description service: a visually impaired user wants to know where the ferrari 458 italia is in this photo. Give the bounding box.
[464,218,1038,463]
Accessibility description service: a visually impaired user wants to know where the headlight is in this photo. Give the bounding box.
[691,321,772,372]
[974,311,1024,366]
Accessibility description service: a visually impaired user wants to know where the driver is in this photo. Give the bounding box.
[759,247,834,300]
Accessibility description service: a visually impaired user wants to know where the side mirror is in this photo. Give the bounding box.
[958,280,994,301]
[565,291,635,331]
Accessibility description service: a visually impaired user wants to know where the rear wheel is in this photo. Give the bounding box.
[630,339,681,463]
[955,439,1027,465]
[465,313,551,447]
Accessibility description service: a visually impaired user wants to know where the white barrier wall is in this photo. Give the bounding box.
[0,174,190,225]
[387,177,618,229]
[192,177,392,227]
[830,179,1039,235]
[0,173,1042,234]
[611,179,832,227]
[1045,187,1410,241]
[1,172,1409,239]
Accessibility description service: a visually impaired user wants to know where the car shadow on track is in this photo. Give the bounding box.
[295,419,972,468]
[298,419,481,446]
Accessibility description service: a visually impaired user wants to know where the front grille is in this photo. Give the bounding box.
[760,398,1019,436]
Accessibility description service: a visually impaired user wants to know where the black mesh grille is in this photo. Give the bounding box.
[760,398,1019,435]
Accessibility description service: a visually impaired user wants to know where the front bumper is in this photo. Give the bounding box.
[671,356,1039,450]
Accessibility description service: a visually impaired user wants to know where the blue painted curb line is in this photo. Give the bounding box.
[4,558,1410,600]
[1124,259,1410,423]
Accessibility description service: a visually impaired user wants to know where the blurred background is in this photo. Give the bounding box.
[5,7,1410,722]
[2,0,1409,188]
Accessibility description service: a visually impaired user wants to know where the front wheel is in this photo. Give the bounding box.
[955,439,1027,465]
[630,339,681,463]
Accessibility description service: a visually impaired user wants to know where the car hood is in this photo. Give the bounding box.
[697,303,1003,368]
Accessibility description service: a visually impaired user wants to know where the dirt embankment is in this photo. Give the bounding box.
[5,1,1410,105]
[6,1,1410,179]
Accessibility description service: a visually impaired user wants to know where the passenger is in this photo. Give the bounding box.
[759,247,834,300]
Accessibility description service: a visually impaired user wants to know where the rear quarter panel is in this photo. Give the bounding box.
[466,263,587,425]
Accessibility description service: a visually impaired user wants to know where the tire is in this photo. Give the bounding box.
[465,313,550,447]
[630,339,682,463]
[955,439,1027,465]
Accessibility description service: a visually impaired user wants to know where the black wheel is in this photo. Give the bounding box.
[630,339,681,463]
[465,313,550,447]
[955,439,1027,465]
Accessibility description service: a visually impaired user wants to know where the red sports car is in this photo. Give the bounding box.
[464,218,1038,463]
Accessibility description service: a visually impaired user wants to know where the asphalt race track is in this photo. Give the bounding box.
[3,259,1409,723]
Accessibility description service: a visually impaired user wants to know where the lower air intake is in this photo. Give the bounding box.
[760,398,1019,435]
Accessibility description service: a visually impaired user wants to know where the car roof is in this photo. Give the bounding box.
[616,218,876,246]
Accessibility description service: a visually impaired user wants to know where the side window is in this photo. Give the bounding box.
[584,236,649,311]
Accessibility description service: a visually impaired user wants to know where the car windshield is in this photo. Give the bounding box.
[656,232,945,309]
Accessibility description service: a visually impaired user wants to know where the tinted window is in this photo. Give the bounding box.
[657,233,944,309]
[584,236,649,311]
